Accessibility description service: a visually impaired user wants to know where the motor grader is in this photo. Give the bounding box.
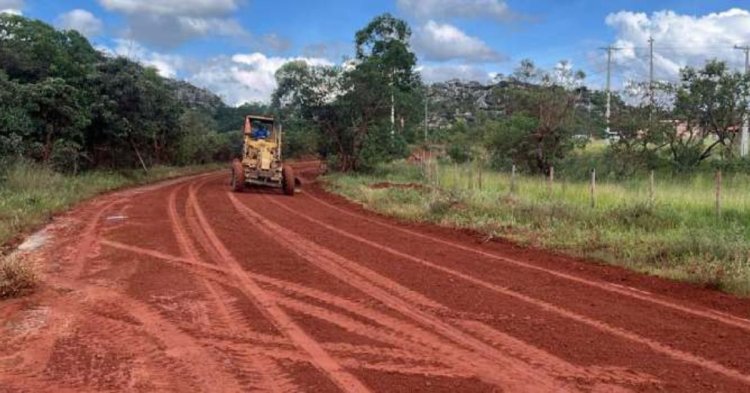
[231,115,295,195]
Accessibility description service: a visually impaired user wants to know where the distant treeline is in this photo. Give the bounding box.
[0,14,275,173]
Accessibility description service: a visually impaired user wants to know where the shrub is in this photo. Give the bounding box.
[0,254,37,298]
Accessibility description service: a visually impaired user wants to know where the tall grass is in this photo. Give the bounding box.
[327,160,750,295]
[0,161,221,248]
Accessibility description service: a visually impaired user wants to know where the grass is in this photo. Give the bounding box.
[0,254,37,298]
[0,161,222,298]
[0,161,223,248]
[326,159,750,296]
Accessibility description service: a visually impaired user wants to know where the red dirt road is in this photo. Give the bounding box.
[3,162,750,392]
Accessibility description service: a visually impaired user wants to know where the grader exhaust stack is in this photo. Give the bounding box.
[231,115,296,195]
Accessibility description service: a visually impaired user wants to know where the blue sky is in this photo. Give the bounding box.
[5,0,750,105]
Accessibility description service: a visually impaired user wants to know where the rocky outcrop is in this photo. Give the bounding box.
[426,79,509,129]
[166,80,225,114]
[426,79,595,129]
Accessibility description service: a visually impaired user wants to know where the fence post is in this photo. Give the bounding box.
[548,166,554,194]
[715,169,722,218]
[467,160,473,190]
[649,170,655,205]
[453,163,458,190]
[477,159,483,190]
[434,159,439,188]
[590,168,596,208]
[510,164,517,195]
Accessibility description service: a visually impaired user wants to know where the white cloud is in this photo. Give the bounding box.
[397,0,514,21]
[56,9,103,37]
[98,0,239,17]
[604,8,750,83]
[98,0,247,47]
[189,53,332,105]
[419,64,493,83]
[0,0,23,14]
[412,20,504,62]
[100,39,184,78]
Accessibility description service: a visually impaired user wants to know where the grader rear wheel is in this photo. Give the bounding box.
[282,165,295,196]
[231,159,245,192]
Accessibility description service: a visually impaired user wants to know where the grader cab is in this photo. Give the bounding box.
[231,115,295,195]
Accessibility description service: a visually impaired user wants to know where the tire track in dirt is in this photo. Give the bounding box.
[81,286,244,392]
[167,183,287,393]
[93,235,497,379]
[187,180,372,393]
[101,233,445,367]
[229,192,573,392]
[302,190,750,333]
[262,193,750,387]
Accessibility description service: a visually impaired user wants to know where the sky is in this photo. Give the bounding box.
[4,0,750,106]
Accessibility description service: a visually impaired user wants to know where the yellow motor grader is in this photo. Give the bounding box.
[231,115,295,195]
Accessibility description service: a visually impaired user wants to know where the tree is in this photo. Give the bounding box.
[491,60,586,174]
[670,60,750,167]
[607,103,668,174]
[0,72,34,159]
[272,14,423,171]
[28,78,89,164]
[0,14,232,171]
[354,13,421,138]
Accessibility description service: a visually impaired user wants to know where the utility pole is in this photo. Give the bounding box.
[735,44,750,157]
[391,92,396,136]
[424,85,429,143]
[648,36,655,108]
[600,45,621,135]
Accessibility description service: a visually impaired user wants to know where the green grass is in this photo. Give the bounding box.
[326,160,750,295]
[0,161,222,249]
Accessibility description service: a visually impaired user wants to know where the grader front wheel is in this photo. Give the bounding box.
[282,166,295,196]
[231,159,245,192]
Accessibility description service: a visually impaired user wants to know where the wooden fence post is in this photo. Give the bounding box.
[649,170,655,205]
[715,169,722,218]
[477,159,483,190]
[453,163,458,190]
[590,168,596,208]
[510,164,517,195]
[434,159,439,188]
[548,166,554,194]
[466,160,474,190]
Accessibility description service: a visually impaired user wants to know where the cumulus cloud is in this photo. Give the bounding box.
[122,14,248,47]
[418,64,493,83]
[99,0,239,17]
[189,53,333,105]
[99,39,184,78]
[56,9,103,37]
[412,20,504,62]
[98,0,247,47]
[397,0,514,21]
[0,0,23,14]
[604,8,750,82]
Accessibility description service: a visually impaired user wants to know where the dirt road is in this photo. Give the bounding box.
[3,162,750,392]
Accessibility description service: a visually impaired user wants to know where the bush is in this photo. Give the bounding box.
[0,254,37,298]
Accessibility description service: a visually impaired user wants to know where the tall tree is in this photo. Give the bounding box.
[671,60,750,167]
[492,60,586,174]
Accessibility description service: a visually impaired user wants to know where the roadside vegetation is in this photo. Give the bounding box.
[0,253,36,298]
[0,161,220,298]
[327,154,750,295]
[0,161,222,248]
[0,14,247,250]
[314,40,750,295]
